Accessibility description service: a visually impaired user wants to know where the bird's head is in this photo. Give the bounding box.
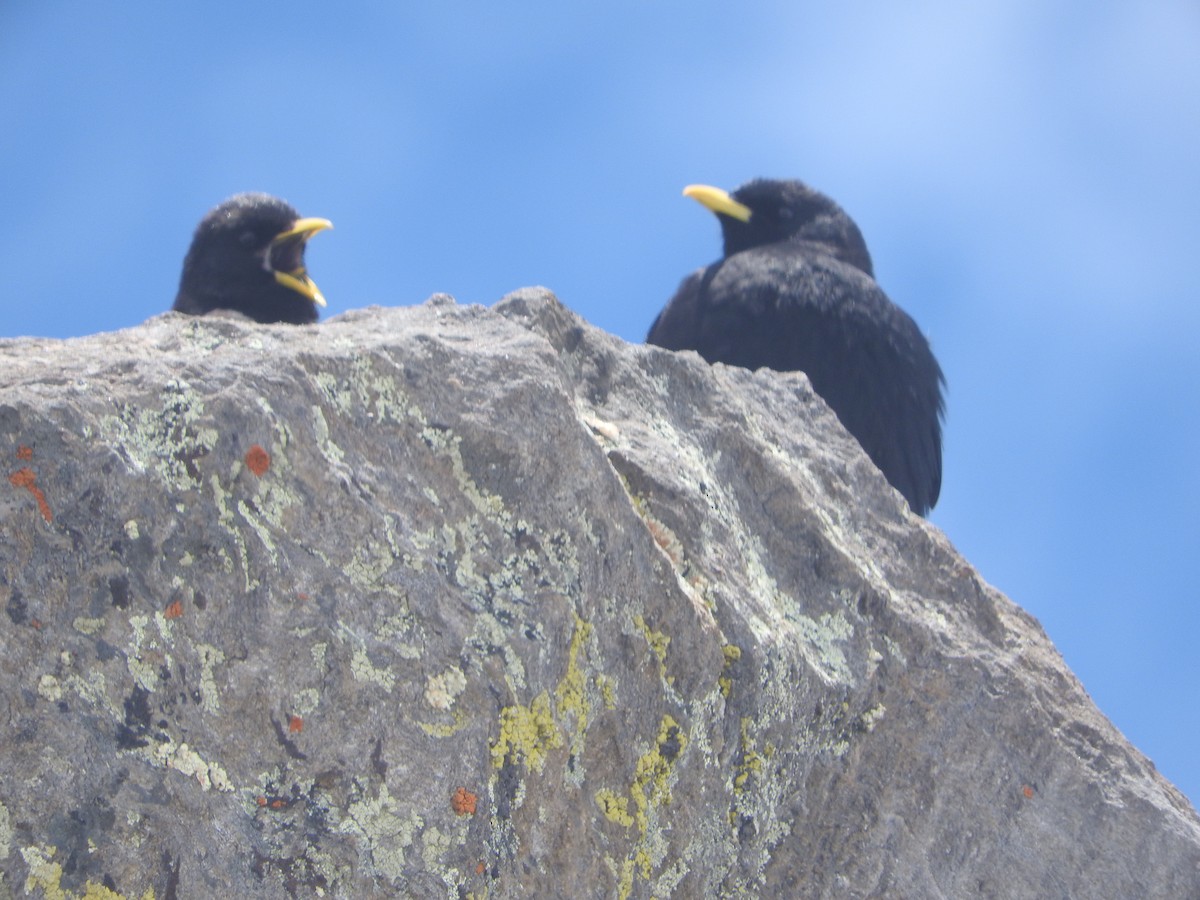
[684,179,874,277]
[175,193,332,324]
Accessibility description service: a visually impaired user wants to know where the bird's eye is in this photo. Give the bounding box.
[238,230,258,248]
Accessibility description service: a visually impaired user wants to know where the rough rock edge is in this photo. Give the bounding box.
[0,288,1196,899]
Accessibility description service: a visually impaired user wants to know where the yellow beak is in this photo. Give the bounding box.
[682,184,752,223]
[270,217,333,307]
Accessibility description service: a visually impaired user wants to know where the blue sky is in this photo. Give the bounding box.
[3,3,1199,803]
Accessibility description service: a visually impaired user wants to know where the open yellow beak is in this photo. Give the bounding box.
[682,184,752,223]
[269,217,333,307]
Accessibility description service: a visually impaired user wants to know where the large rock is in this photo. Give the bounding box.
[1,289,1197,898]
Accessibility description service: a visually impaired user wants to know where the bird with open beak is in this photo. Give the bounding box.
[172,193,332,324]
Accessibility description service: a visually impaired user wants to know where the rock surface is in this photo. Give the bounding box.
[1,289,1197,898]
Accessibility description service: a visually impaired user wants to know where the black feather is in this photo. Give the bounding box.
[649,178,945,515]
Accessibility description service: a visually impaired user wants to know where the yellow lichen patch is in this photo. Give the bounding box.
[598,674,617,710]
[417,707,470,738]
[630,714,687,836]
[604,713,690,895]
[72,616,106,636]
[595,788,634,828]
[632,614,672,685]
[554,616,593,722]
[733,717,764,792]
[719,643,742,698]
[554,616,595,767]
[617,856,636,900]
[490,691,563,773]
[21,844,156,899]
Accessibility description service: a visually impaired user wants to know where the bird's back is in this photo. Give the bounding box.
[649,244,943,514]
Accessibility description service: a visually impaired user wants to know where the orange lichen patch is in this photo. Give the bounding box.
[244,444,270,476]
[645,515,685,568]
[1022,784,1035,800]
[256,796,268,807]
[164,598,184,619]
[9,467,52,522]
[30,618,43,630]
[16,445,33,461]
[475,862,486,876]
[288,715,304,733]
[451,787,478,816]
[270,798,288,810]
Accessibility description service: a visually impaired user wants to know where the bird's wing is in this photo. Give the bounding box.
[650,248,943,513]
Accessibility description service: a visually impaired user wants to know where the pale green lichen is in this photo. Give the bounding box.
[209,473,255,591]
[196,643,225,715]
[349,646,396,693]
[425,666,468,711]
[652,858,691,898]
[883,634,907,665]
[373,608,424,659]
[860,703,886,731]
[65,669,109,711]
[148,740,233,793]
[341,535,399,594]
[469,612,526,691]
[342,355,413,425]
[339,784,423,882]
[420,825,464,887]
[310,404,345,468]
[37,673,63,703]
[313,371,355,417]
[791,611,854,686]
[99,378,217,492]
[126,614,160,692]
[0,799,11,860]
[311,641,328,669]
[292,687,321,716]
[236,498,278,564]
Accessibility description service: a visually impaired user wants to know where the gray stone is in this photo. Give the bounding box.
[0,288,1196,898]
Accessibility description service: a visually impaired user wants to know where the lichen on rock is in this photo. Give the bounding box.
[0,290,1197,897]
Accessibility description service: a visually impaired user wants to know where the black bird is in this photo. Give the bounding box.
[173,193,332,324]
[648,179,944,515]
